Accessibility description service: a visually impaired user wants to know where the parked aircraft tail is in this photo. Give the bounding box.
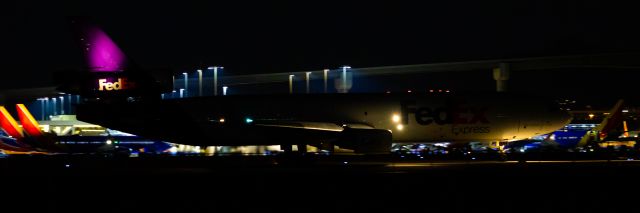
[576,99,625,147]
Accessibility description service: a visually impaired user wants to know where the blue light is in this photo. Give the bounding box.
[245,118,254,124]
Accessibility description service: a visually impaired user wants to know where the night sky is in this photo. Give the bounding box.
[1,1,639,96]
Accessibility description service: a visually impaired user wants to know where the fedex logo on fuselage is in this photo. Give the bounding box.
[401,100,489,125]
[98,78,127,91]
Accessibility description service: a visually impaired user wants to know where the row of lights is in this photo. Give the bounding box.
[177,65,354,96]
[173,65,350,97]
[36,94,80,120]
[174,66,464,96]
[210,116,253,124]
[167,66,226,99]
[173,65,352,97]
[386,89,451,94]
[288,66,352,94]
[392,114,403,131]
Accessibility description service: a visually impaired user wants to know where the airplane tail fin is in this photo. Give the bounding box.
[0,106,25,141]
[0,106,33,151]
[70,17,128,73]
[16,104,44,137]
[15,104,58,150]
[577,99,625,147]
[594,99,625,140]
[60,17,166,102]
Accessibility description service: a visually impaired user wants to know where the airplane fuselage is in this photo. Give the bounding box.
[77,92,571,147]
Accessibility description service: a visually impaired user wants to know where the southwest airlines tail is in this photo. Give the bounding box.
[0,105,59,152]
[16,104,44,138]
[0,106,25,141]
[0,106,31,152]
[576,99,625,147]
[16,104,58,150]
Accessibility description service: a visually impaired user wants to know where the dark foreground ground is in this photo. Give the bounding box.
[1,154,639,213]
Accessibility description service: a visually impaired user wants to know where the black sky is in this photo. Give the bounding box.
[1,1,639,90]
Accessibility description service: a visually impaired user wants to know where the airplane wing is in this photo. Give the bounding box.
[250,120,390,154]
[0,137,31,152]
[253,120,375,132]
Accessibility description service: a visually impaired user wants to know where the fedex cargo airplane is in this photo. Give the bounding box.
[62,19,571,154]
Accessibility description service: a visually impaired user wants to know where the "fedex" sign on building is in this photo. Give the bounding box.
[98,78,128,91]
